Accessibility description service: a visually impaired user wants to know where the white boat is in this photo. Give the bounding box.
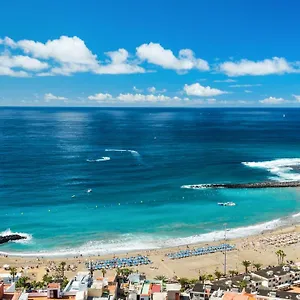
[87,189,92,193]
[72,195,76,198]
[218,202,236,206]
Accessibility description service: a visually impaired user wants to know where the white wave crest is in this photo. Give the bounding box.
[0,228,32,244]
[2,212,300,257]
[181,184,211,189]
[105,149,140,156]
[242,158,300,181]
[86,157,110,162]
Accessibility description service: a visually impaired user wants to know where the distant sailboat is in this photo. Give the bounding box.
[283,114,286,117]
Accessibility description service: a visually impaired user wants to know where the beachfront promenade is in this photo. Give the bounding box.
[166,243,234,259]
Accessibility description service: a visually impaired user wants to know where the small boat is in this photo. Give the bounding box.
[72,195,76,198]
[283,114,286,118]
[87,189,92,193]
[218,202,236,206]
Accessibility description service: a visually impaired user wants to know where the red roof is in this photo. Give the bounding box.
[152,284,161,293]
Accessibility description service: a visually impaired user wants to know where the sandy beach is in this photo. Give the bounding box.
[1,224,300,282]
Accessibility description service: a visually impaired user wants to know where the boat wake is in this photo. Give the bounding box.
[86,157,110,162]
[0,229,32,244]
[105,149,143,164]
[1,212,300,257]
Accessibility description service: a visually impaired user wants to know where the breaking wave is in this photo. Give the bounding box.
[1,212,300,257]
[242,158,300,181]
[0,229,32,244]
[86,157,110,162]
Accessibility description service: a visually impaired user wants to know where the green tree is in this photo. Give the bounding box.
[214,270,223,280]
[275,250,287,265]
[198,273,207,283]
[9,267,17,283]
[42,273,53,285]
[16,276,30,290]
[154,275,168,283]
[242,260,251,274]
[206,274,214,282]
[60,262,67,278]
[101,268,107,278]
[239,280,248,289]
[253,263,262,271]
[179,278,190,291]
[229,270,237,277]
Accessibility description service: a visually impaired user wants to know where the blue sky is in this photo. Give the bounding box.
[0,0,300,107]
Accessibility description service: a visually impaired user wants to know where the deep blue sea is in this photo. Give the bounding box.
[1,107,300,256]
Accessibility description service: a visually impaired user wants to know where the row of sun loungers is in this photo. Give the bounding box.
[165,243,235,259]
[87,255,152,269]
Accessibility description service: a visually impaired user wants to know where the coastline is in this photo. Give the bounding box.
[1,222,300,281]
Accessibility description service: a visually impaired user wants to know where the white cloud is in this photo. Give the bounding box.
[44,93,67,101]
[0,54,48,71]
[219,57,297,76]
[229,84,261,87]
[260,96,285,104]
[88,93,113,101]
[184,83,226,97]
[245,90,252,93]
[0,66,29,77]
[136,42,209,72]
[214,79,236,83]
[207,98,217,104]
[147,86,167,93]
[94,49,145,74]
[133,86,143,92]
[293,95,300,102]
[1,36,145,76]
[117,93,174,102]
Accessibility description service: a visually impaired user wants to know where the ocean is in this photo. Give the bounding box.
[1,107,300,256]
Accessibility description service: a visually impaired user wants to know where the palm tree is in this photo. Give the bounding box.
[229,270,236,277]
[275,250,282,265]
[214,270,223,280]
[42,273,53,285]
[16,276,30,290]
[9,267,17,282]
[60,262,67,278]
[101,268,107,278]
[242,260,251,274]
[239,280,247,289]
[253,263,262,271]
[154,275,167,283]
[198,273,207,283]
[275,250,287,265]
[179,277,190,291]
[206,274,214,282]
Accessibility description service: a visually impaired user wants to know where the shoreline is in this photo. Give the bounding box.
[1,211,300,258]
[1,222,300,281]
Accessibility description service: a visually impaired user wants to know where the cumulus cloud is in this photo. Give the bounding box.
[219,57,298,76]
[136,42,209,72]
[88,93,113,101]
[147,86,167,93]
[0,54,48,71]
[293,95,300,102]
[44,93,67,101]
[184,83,226,97]
[87,92,188,103]
[0,36,144,76]
[259,97,285,104]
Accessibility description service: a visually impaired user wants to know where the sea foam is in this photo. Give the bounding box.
[86,157,110,162]
[242,158,300,181]
[1,212,299,257]
[1,228,33,244]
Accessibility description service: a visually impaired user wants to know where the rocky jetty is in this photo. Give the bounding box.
[0,234,26,245]
[184,181,300,189]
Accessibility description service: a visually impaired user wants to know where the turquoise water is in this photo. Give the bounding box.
[1,107,300,256]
